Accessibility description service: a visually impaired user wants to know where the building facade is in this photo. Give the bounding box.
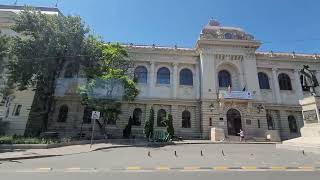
[48,19,320,141]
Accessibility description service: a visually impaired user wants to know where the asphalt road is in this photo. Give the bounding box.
[1,171,320,180]
[1,144,320,179]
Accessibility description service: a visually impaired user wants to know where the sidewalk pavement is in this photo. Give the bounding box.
[0,143,130,161]
[0,140,278,161]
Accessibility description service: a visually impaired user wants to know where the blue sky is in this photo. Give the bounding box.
[1,0,320,53]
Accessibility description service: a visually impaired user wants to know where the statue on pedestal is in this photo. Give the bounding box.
[300,65,319,96]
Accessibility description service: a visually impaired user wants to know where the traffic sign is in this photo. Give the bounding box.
[91,111,100,120]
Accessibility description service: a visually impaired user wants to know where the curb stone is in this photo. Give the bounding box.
[0,154,61,161]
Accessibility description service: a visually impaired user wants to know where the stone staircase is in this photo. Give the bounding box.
[225,135,268,142]
[277,137,320,154]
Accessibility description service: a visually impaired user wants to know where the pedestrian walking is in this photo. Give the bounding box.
[238,129,244,142]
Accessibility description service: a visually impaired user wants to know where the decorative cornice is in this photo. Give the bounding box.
[214,54,243,61]
[123,44,198,57]
[256,52,320,62]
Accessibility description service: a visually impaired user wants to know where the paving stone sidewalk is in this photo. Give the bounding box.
[0,143,130,161]
[0,140,278,161]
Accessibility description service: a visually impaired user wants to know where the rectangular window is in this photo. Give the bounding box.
[209,118,212,126]
[12,104,17,116]
[5,107,10,118]
[257,119,261,128]
[14,105,22,116]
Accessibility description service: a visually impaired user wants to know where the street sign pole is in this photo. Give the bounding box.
[90,117,96,148]
[90,111,100,148]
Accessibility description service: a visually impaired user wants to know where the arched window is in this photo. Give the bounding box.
[218,70,231,87]
[258,72,270,89]
[278,73,292,90]
[58,105,68,122]
[266,113,275,130]
[64,64,74,78]
[288,115,298,133]
[134,66,148,84]
[106,112,117,125]
[157,67,170,84]
[132,108,142,126]
[83,106,93,124]
[224,32,232,39]
[182,110,191,128]
[300,75,310,91]
[157,109,167,127]
[180,68,193,85]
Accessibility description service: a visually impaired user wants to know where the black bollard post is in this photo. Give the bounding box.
[174,150,177,157]
[201,150,203,156]
[148,151,151,157]
[302,150,305,155]
[222,150,225,156]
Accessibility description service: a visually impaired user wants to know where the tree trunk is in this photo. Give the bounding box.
[25,57,66,136]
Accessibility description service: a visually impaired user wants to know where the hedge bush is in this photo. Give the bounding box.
[0,135,70,144]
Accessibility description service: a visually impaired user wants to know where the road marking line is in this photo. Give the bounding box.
[298,166,314,170]
[37,168,52,171]
[270,166,286,170]
[213,166,229,170]
[67,167,81,170]
[126,166,141,170]
[156,166,170,170]
[241,166,257,170]
[183,166,200,170]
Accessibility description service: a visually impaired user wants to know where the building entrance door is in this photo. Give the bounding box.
[227,109,242,136]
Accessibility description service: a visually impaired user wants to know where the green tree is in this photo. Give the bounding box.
[0,31,9,71]
[79,41,139,136]
[0,31,13,106]
[7,8,91,135]
[165,114,174,139]
[144,107,154,140]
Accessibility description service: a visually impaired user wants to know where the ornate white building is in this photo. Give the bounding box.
[47,20,320,140]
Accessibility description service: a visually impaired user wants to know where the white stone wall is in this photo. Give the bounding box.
[3,90,35,135]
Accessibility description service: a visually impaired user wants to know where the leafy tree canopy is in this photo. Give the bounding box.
[79,41,139,128]
[0,31,13,101]
[8,8,89,89]
[0,31,9,68]
[6,7,139,134]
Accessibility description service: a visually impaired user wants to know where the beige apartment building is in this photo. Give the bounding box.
[48,19,320,141]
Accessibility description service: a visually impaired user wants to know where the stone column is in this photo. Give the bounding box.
[293,69,304,100]
[272,68,281,104]
[199,53,217,99]
[149,62,155,97]
[195,64,200,99]
[172,63,178,99]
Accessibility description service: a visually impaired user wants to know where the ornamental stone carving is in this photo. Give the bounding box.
[200,20,254,41]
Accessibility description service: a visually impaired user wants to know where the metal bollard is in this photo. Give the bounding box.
[302,150,305,155]
[201,150,203,156]
[148,151,151,157]
[222,150,225,156]
[174,150,177,157]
